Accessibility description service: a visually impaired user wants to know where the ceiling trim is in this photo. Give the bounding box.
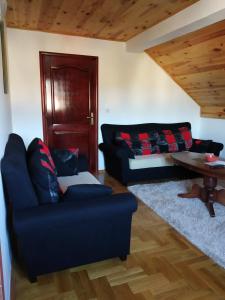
[126,0,225,53]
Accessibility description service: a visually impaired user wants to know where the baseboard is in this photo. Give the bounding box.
[10,266,15,300]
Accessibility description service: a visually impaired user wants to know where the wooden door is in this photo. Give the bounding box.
[40,52,98,173]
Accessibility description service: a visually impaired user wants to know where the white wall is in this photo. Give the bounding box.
[200,118,225,157]
[0,28,12,300]
[7,28,200,169]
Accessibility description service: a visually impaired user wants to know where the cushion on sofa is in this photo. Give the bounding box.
[28,142,61,204]
[27,138,57,175]
[51,148,79,176]
[158,127,192,153]
[115,131,159,156]
[129,153,174,170]
[62,184,113,202]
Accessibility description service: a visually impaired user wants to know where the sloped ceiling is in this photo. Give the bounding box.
[146,19,225,119]
[6,0,198,41]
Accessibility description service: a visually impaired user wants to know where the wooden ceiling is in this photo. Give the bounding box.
[6,0,199,42]
[146,19,225,119]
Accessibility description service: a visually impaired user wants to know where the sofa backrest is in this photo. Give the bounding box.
[1,133,38,210]
[101,122,192,145]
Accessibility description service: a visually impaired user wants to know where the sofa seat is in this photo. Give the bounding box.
[129,153,174,170]
[58,171,100,193]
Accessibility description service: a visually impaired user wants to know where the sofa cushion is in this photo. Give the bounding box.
[179,127,192,149]
[28,143,61,204]
[51,148,79,176]
[115,131,159,156]
[58,171,101,193]
[129,153,174,170]
[62,184,113,202]
[27,138,57,175]
[158,127,192,153]
[1,134,39,210]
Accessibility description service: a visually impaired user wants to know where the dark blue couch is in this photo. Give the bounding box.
[1,134,137,282]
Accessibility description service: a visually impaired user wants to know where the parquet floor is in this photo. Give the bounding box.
[14,173,225,300]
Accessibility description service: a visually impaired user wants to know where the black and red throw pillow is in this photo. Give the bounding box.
[27,139,61,204]
[158,127,192,153]
[27,138,57,175]
[115,131,159,156]
[51,148,79,176]
[178,127,192,150]
[158,130,179,153]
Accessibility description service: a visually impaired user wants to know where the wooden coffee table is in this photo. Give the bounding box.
[172,152,225,217]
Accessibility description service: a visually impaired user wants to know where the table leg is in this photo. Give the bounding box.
[203,176,217,217]
[178,176,217,217]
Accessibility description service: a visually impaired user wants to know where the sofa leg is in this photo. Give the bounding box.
[119,255,127,261]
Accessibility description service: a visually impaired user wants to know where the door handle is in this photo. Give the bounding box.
[86,112,94,125]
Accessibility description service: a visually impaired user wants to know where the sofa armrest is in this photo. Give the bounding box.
[190,139,224,156]
[208,141,224,156]
[99,143,129,159]
[13,193,137,234]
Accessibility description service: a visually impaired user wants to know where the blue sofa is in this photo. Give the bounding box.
[1,134,137,282]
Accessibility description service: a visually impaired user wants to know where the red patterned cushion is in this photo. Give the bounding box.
[178,127,192,149]
[158,127,192,153]
[27,138,61,204]
[162,130,179,152]
[115,131,159,156]
[137,132,153,155]
[38,140,57,174]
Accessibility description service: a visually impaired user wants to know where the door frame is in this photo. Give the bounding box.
[39,51,99,172]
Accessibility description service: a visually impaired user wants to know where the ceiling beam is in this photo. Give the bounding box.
[126,0,225,53]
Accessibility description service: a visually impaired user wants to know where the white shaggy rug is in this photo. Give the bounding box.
[128,178,225,269]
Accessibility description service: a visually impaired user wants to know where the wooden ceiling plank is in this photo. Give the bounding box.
[37,0,64,31]
[78,0,128,40]
[27,0,43,30]
[5,0,16,27]
[149,34,225,66]
[201,106,225,119]
[162,55,225,77]
[98,0,151,41]
[54,0,88,36]
[68,0,106,37]
[147,19,225,57]
[174,69,225,85]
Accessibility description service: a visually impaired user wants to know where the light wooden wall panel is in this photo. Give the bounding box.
[6,0,198,42]
[146,19,225,119]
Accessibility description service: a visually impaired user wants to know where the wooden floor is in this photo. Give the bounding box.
[15,172,225,300]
